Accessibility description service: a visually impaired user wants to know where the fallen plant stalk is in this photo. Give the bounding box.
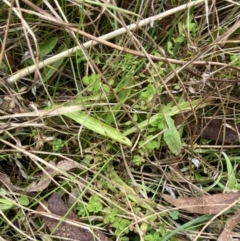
[6,0,205,83]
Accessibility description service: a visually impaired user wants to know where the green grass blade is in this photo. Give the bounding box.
[222,152,237,189]
[43,45,67,82]
[161,215,211,241]
[124,97,213,136]
[0,198,14,210]
[39,37,58,58]
[64,111,132,146]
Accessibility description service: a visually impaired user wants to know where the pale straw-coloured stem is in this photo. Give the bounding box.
[6,0,205,84]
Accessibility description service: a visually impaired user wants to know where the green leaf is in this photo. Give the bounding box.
[64,111,132,146]
[159,224,167,236]
[24,37,58,66]
[0,198,14,210]
[145,232,161,241]
[120,237,130,241]
[150,114,164,129]
[82,74,101,95]
[222,152,237,189]
[42,45,66,82]
[163,116,183,155]
[39,37,58,58]
[174,35,185,44]
[169,210,179,220]
[0,188,8,196]
[19,195,29,206]
[76,49,86,63]
[82,73,100,85]
[141,84,156,100]
[167,41,173,55]
[161,215,211,241]
[145,139,160,150]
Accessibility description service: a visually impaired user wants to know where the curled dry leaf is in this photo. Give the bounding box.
[218,211,240,241]
[0,160,85,192]
[162,191,240,214]
[42,193,111,241]
[188,118,240,144]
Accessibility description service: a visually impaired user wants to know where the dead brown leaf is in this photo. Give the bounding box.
[42,193,111,241]
[217,211,240,241]
[162,191,240,214]
[187,118,240,144]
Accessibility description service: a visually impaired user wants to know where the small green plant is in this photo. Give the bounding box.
[103,206,132,236]
[87,194,103,213]
[139,135,161,152]
[144,224,178,241]
[140,84,156,102]
[52,138,65,152]
[77,203,88,217]
[133,155,145,166]
[230,54,240,66]
[158,224,167,236]
[0,61,11,73]
[104,207,118,224]
[166,14,199,56]
[150,114,165,131]
[112,217,131,236]
[82,73,110,95]
[82,73,101,95]
[169,211,179,220]
[77,195,103,217]
[145,231,161,241]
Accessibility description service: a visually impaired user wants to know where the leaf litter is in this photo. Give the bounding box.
[0,157,111,240]
[162,192,240,240]
[41,193,111,241]
[188,118,240,144]
[162,192,240,214]
[183,117,240,239]
[217,211,240,241]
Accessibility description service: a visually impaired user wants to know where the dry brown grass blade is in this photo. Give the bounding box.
[0,160,86,192]
[42,193,111,241]
[218,211,240,241]
[0,105,84,120]
[187,118,240,144]
[162,192,240,214]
